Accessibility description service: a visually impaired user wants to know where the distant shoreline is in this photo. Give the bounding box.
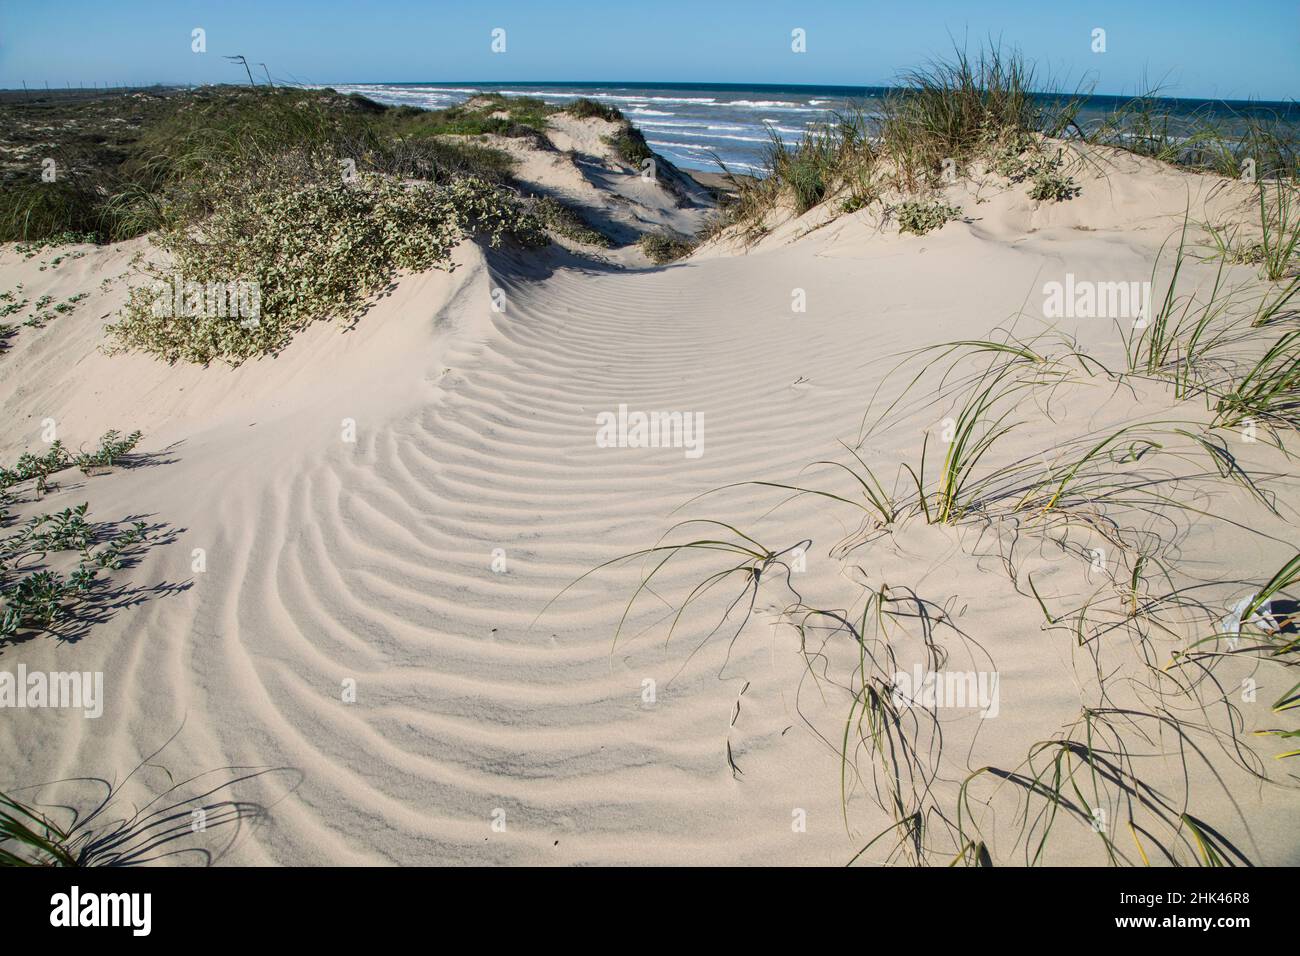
[685,169,754,198]
[332,82,1300,110]
[3,82,1298,112]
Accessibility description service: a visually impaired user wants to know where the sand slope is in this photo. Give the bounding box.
[1,143,1297,866]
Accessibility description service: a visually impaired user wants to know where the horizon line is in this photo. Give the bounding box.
[248,79,1300,108]
[5,79,1297,109]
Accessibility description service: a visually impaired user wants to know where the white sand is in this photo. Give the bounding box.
[1,129,1296,865]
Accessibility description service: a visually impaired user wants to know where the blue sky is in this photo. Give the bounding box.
[1,0,1296,100]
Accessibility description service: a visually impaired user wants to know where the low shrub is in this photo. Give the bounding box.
[109,165,547,365]
[1,502,149,641]
[639,231,695,264]
[607,124,654,167]
[895,199,961,235]
[1025,150,1081,202]
[74,430,143,474]
[0,431,143,494]
[1028,165,1081,202]
[528,195,612,247]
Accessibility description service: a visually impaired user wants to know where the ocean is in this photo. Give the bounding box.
[320,81,1300,176]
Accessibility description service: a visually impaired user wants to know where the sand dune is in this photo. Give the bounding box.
[1,131,1297,866]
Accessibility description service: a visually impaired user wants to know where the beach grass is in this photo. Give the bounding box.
[1116,218,1300,434]
[564,97,624,123]
[1084,93,1299,181]
[559,248,1300,863]
[878,45,1081,189]
[1258,181,1300,280]
[702,44,1296,244]
[1,751,268,867]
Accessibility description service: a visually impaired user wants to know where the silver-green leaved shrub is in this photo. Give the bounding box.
[109,161,546,365]
[895,199,961,236]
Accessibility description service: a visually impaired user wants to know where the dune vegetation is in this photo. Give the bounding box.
[708,46,1299,259]
[0,430,158,643]
[0,87,668,364]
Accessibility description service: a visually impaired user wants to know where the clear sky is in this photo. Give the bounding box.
[1,0,1296,101]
